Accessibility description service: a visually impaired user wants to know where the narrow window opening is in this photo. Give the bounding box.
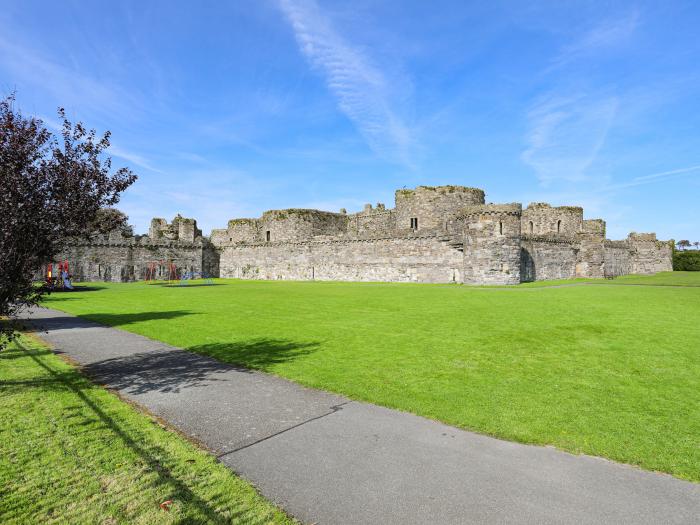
[529,221,534,234]
[266,231,271,242]
[557,220,561,233]
[410,217,418,230]
[499,221,503,235]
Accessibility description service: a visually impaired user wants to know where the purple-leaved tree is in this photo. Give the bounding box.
[0,95,137,346]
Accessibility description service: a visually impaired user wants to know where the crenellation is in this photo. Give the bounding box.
[50,184,672,285]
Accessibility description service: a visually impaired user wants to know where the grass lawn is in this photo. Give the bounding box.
[0,336,294,525]
[41,272,700,482]
[599,271,700,286]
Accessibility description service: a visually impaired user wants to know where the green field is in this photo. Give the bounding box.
[0,337,293,524]
[41,272,700,482]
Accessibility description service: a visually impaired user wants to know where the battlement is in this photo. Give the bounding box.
[396,185,485,200]
[460,203,522,218]
[261,209,345,220]
[628,232,657,242]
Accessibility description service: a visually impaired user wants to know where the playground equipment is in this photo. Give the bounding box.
[145,260,179,284]
[178,271,214,286]
[46,261,74,290]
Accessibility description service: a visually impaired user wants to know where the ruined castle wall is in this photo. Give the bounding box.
[56,238,212,283]
[522,204,583,236]
[461,204,522,285]
[176,218,200,243]
[223,210,349,244]
[520,237,578,282]
[226,219,260,243]
[583,219,606,237]
[628,234,673,274]
[394,186,485,233]
[576,237,605,278]
[210,228,229,247]
[604,241,632,277]
[56,242,134,282]
[219,235,464,283]
[347,207,395,237]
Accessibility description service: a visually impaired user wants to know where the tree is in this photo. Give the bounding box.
[694,241,700,251]
[88,207,133,236]
[0,95,136,345]
[676,240,691,251]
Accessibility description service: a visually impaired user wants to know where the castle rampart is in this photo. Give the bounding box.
[51,185,673,285]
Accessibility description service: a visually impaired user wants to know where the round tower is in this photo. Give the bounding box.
[394,185,486,232]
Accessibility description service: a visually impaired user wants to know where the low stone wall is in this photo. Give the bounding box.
[219,235,464,283]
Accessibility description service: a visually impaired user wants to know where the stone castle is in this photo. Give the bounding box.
[56,185,673,285]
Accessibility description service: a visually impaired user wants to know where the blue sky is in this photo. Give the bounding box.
[2,1,699,240]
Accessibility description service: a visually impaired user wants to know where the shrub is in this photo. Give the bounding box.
[673,250,700,271]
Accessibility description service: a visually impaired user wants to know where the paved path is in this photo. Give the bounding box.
[19,307,700,524]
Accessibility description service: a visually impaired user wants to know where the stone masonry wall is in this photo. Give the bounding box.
[346,205,396,237]
[461,204,522,285]
[51,215,217,282]
[394,186,485,232]
[628,234,674,274]
[520,237,579,282]
[219,235,464,283]
[55,239,209,282]
[604,242,632,277]
[522,203,583,236]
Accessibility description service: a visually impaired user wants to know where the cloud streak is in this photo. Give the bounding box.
[605,164,700,190]
[277,0,413,166]
[108,144,163,174]
[548,11,640,71]
[521,94,619,185]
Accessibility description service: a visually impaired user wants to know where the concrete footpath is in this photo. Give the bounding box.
[19,307,700,524]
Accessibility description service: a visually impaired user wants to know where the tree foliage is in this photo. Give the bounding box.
[88,207,133,236]
[0,95,136,344]
[673,250,700,271]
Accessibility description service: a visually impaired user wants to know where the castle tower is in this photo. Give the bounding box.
[461,204,522,285]
[394,185,486,233]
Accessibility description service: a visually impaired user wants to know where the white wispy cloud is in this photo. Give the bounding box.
[108,144,163,174]
[37,113,162,174]
[605,164,700,190]
[277,0,414,166]
[521,94,619,185]
[521,11,644,186]
[0,34,140,121]
[549,11,640,70]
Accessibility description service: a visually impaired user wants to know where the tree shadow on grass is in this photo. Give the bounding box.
[21,310,195,333]
[149,282,226,288]
[8,343,279,524]
[187,340,320,372]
